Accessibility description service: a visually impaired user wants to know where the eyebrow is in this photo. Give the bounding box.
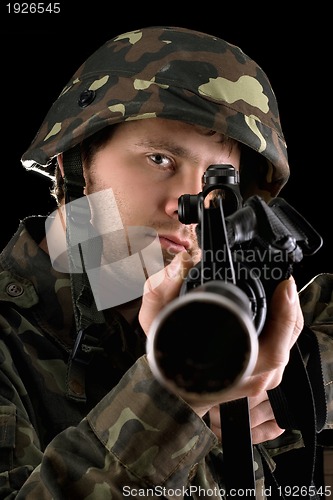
[133,139,202,163]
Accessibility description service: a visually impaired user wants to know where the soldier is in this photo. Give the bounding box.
[0,26,331,499]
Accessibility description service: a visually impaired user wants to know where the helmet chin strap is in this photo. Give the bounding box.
[62,145,106,400]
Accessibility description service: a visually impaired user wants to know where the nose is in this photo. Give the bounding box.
[164,169,203,220]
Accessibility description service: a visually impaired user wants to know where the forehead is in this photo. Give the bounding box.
[116,117,237,146]
[109,118,241,168]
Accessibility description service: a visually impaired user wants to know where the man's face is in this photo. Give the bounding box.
[84,118,241,267]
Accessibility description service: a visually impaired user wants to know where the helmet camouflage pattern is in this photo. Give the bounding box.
[21,26,289,200]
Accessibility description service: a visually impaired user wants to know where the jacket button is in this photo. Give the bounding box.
[6,283,24,297]
[78,89,96,108]
[69,379,84,396]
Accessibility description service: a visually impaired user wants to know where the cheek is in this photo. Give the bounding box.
[85,164,164,225]
[113,183,159,225]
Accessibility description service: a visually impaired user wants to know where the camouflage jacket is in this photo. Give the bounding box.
[0,216,332,499]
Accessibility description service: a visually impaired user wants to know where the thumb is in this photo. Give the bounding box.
[139,251,193,334]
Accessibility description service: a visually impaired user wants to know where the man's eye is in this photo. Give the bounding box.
[149,154,172,168]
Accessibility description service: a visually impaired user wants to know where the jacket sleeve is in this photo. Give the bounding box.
[15,355,218,499]
[299,273,333,430]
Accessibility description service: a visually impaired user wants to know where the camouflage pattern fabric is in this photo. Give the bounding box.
[0,218,332,498]
[299,273,333,429]
[0,218,258,498]
[21,26,289,201]
[1,25,332,498]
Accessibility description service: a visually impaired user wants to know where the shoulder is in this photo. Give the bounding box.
[299,273,333,327]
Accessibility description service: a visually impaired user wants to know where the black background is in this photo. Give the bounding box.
[1,4,330,289]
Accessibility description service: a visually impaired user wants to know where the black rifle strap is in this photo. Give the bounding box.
[297,325,327,432]
[219,397,256,495]
[216,329,326,498]
[265,325,327,499]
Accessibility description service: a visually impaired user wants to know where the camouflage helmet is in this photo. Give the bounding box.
[21,26,289,200]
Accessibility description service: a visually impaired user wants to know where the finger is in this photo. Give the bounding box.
[208,406,222,441]
[288,291,304,350]
[143,250,193,302]
[249,397,275,428]
[251,418,285,445]
[249,395,285,444]
[248,392,269,410]
[257,277,300,373]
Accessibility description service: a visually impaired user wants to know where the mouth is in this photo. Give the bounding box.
[158,235,189,255]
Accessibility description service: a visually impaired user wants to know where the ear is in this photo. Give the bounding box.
[57,153,64,177]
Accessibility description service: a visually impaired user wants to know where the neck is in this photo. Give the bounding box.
[39,207,143,327]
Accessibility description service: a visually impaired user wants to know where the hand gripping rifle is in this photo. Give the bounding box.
[147,165,322,398]
[146,165,323,496]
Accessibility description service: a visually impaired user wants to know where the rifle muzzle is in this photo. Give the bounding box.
[146,281,258,402]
